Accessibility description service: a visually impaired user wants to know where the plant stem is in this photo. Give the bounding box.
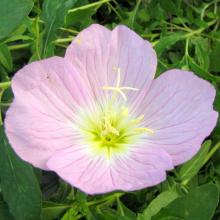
[0,91,3,125]
[68,0,111,14]
[0,81,11,90]
[204,142,220,164]
[106,2,123,21]
[87,192,124,206]
[53,37,74,44]
[9,43,31,51]
[60,27,79,35]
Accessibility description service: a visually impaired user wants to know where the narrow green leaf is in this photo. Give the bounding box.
[178,140,211,183]
[192,37,209,71]
[117,198,136,220]
[188,56,220,82]
[66,0,108,29]
[138,188,179,220]
[153,184,219,220]
[0,126,42,220]
[0,44,13,71]
[41,0,80,57]
[0,0,33,40]
[61,206,79,220]
[154,33,184,55]
[42,201,71,220]
[160,217,184,220]
[210,41,220,73]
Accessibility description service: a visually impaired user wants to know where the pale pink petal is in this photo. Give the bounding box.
[5,57,94,169]
[106,25,157,102]
[65,24,111,99]
[65,24,157,101]
[47,145,172,194]
[134,70,218,165]
[110,146,173,192]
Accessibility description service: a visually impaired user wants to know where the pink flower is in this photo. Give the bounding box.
[5,24,218,194]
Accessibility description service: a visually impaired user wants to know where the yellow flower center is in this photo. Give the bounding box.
[79,103,153,161]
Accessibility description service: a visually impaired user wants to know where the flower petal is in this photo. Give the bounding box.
[65,24,111,99]
[5,57,94,169]
[47,145,172,194]
[106,25,157,101]
[65,24,157,100]
[135,70,218,165]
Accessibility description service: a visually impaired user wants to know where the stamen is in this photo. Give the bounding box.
[132,114,154,135]
[103,86,127,101]
[80,100,155,160]
[101,115,120,137]
[135,127,154,134]
[120,87,139,91]
[116,68,121,88]
[103,67,139,101]
[131,114,144,124]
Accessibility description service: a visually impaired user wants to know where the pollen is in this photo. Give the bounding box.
[75,38,81,44]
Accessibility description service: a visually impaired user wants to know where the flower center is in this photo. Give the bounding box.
[79,103,153,160]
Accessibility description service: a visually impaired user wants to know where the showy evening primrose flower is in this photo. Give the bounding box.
[5,25,218,194]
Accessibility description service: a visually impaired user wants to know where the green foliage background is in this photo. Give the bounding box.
[0,0,220,219]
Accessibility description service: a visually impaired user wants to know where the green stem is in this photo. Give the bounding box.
[54,43,67,48]
[204,142,220,164]
[68,0,111,14]
[87,192,124,206]
[0,82,11,125]
[60,27,79,35]
[130,0,142,28]
[0,81,11,90]
[0,102,12,107]
[106,2,123,21]
[184,19,217,38]
[201,0,220,20]
[9,43,31,51]
[53,37,74,44]
[163,21,191,32]
[0,91,3,125]
[35,17,41,59]
[182,142,220,186]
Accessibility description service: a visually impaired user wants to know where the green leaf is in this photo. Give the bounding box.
[188,56,220,82]
[160,217,184,220]
[153,184,219,220]
[160,0,182,16]
[138,188,179,220]
[66,0,108,29]
[0,0,33,40]
[0,44,13,71]
[87,208,116,220]
[75,189,87,202]
[178,140,212,184]
[192,37,209,71]
[154,33,185,55]
[41,0,80,57]
[117,198,136,220]
[210,41,220,73]
[42,201,71,220]
[0,195,14,220]
[61,206,79,220]
[0,126,42,220]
